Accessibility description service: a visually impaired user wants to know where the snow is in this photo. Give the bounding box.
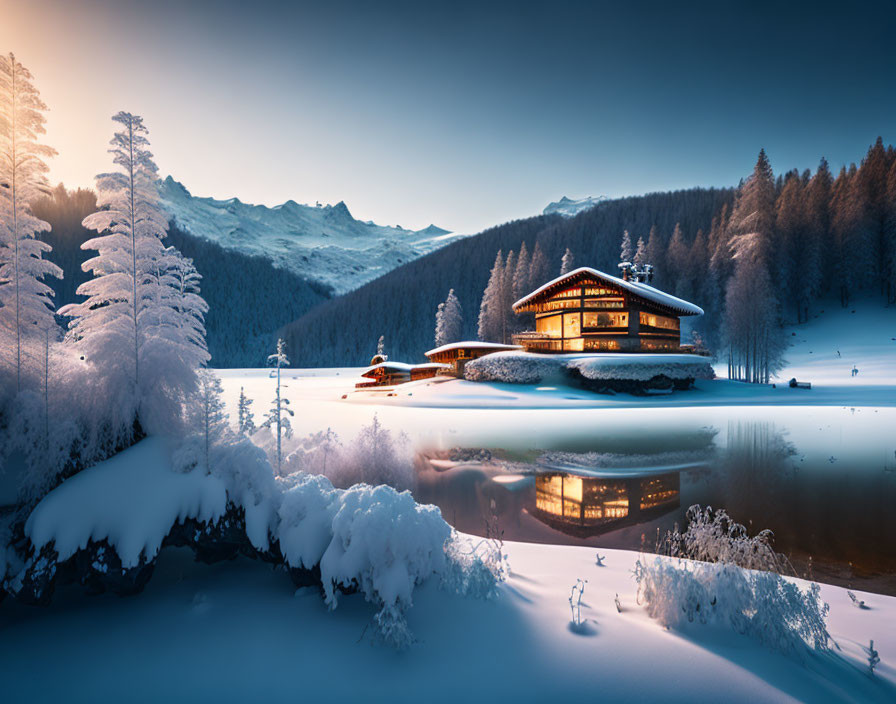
[543,194,606,217]
[464,351,715,384]
[25,438,227,568]
[513,266,705,316]
[1,540,893,702]
[158,177,466,295]
[424,341,522,357]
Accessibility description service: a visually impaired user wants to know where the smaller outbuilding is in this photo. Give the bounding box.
[356,361,450,388]
[424,341,523,377]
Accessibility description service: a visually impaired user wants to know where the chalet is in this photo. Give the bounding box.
[355,361,450,388]
[424,341,522,377]
[512,266,703,353]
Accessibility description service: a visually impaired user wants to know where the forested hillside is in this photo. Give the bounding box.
[281,187,734,366]
[33,186,331,367]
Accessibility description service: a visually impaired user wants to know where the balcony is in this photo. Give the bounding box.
[512,331,563,352]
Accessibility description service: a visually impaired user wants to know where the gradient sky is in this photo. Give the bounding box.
[2,0,894,233]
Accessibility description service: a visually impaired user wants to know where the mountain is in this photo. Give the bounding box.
[281,187,735,367]
[158,177,464,295]
[543,195,607,218]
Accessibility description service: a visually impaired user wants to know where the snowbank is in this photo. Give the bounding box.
[25,438,227,568]
[464,351,714,385]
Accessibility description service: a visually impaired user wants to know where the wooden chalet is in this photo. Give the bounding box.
[512,266,703,353]
[424,341,522,377]
[355,361,450,388]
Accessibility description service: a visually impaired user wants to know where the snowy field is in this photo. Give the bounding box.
[1,539,893,703]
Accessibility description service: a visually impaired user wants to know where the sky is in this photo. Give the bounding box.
[2,0,894,234]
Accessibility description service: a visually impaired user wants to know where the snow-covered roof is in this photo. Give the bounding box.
[512,267,704,316]
[361,361,452,377]
[425,341,524,358]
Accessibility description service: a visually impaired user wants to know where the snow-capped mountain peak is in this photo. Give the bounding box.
[543,195,607,218]
[158,177,464,295]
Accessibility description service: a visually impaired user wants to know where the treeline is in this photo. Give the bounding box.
[33,185,332,367]
[281,187,733,366]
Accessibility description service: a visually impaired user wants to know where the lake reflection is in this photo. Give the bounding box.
[415,417,896,595]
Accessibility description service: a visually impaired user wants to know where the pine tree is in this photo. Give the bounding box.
[376,334,385,358]
[512,241,530,302]
[66,112,208,429]
[237,386,256,435]
[193,369,228,470]
[560,247,574,275]
[0,53,61,394]
[633,236,647,266]
[478,250,504,342]
[800,158,831,320]
[645,226,665,287]
[263,337,293,473]
[501,249,517,340]
[434,288,463,346]
[884,159,896,303]
[528,240,550,287]
[774,171,804,320]
[665,223,689,295]
[619,230,633,263]
[727,149,777,265]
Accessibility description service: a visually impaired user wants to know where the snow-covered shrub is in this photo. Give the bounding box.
[568,354,714,382]
[633,555,831,658]
[464,352,561,384]
[441,533,504,600]
[319,484,451,649]
[659,505,789,574]
[277,473,338,570]
[280,428,342,479]
[324,416,415,492]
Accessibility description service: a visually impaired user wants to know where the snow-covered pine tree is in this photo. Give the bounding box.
[560,247,574,275]
[237,385,256,435]
[528,241,550,288]
[193,369,228,470]
[65,112,208,431]
[478,250,504,342]
[511,241,530,302]
[377,334,385,358]
[501,249,517,341]
[619,230,633,263]
[0,53,61,394]
[263,337,293,472]
[434,288,463,346]
[666,223,690,296]
[633,236,647,266]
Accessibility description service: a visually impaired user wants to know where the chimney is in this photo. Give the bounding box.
[618,262,632,281]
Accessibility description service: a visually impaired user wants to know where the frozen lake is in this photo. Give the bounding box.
[218,368,896,594]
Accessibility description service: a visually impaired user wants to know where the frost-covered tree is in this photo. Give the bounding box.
[477,250,504,342]
[619,230,633,263]
[434,288,463,347]
[191,369,228,470]
[237,386,256,435]
[376,334,385,358]
[0,53,61,394]
[633,236,647,266]
[64,112,208,431]
[559,247,574,275]
[528,240,550,288]
[262,337,293,472]
[511,241,530,302]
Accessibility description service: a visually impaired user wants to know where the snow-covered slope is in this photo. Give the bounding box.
[543,195,606,217]
[158,177,464,295]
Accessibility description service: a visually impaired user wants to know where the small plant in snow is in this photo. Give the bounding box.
[847,590,868,609]
[569,578,587,627]
[864,640,880,676]
[595,553,606,567]
[614,593,622,612]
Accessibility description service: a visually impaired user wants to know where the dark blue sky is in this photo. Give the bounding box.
[4,0,894,232]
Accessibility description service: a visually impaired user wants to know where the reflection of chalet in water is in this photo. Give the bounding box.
[532,472,680,537]
[424,341,522,378]
[512,266,703,353]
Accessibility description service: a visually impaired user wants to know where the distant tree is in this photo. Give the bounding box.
[262,338,293,473]
[560,247,574,275]
[645,226,665,287]
[884,159,896,303]
[774,171,806,321]
[529,240,550,287]
[192,369,228,470]
[478,250,505,342]
[0,52,61,394]
[633,236,647,266]
[377,334,385,358]
[434,288,463,346]
[511,241,530,302]
[666,223,689,294]
[237,386,256,435]
[727,149,777,266]
[798,158,831,320]
[619,230,633,263]
[501,249,517,338]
